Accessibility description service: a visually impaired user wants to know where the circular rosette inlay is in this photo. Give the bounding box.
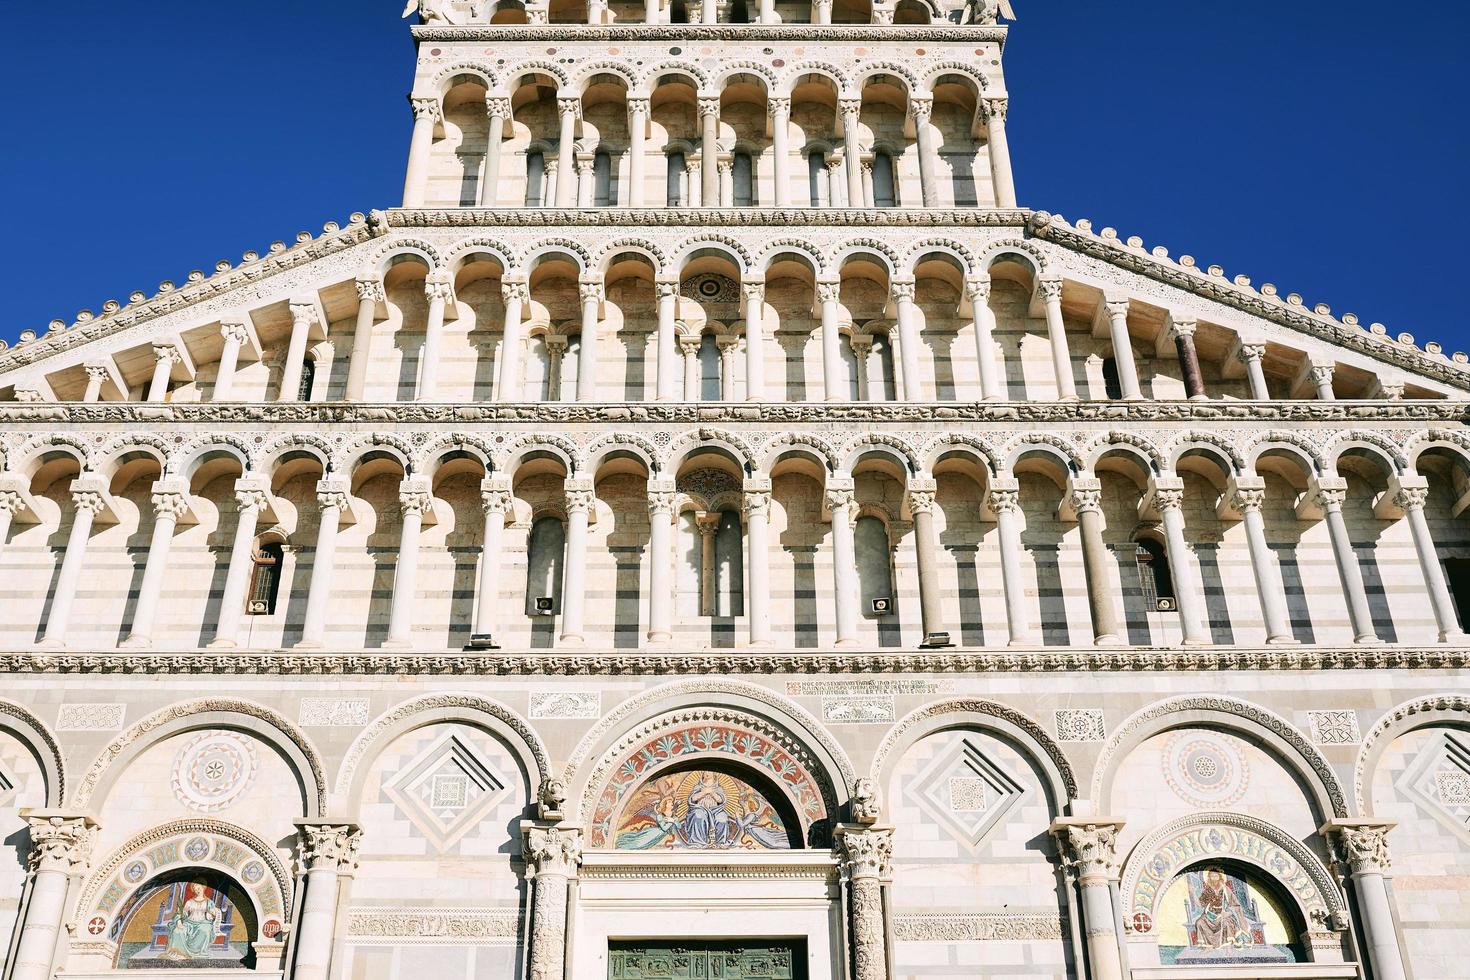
[1163,732,1249,808]
[172,731,259,813]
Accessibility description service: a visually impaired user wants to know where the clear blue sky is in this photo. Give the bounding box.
[2,1,1465,349]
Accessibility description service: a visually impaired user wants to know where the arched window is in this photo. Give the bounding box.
[807,151,826,206]
[698,334,722,400]
[525,150,546,206]
[525,516,566,615]
[872,151,897,207]
[593,149,614,206]
[1155,863,1305,964]
[246,541,284,616]
[868,334,897,401]
[855,515,895,617]
[297,358,316,402]
[1102,356,1123,400]
[666,150,686,206]
[111,872,257,969]
[732,151,755,206]
[1135,537,1175,611]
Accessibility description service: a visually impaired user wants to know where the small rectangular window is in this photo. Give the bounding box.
[247,543,284,615]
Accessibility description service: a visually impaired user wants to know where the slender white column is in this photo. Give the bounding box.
[576,280,602,401]
[850,337,873,400]
[496,280,529,401]
[964,277,1004,401]
[718,159,734,206]
[769,97,791,206]
[1068,479,1123,645]
[291,822,360,980]
[544,159,559,208]
[555,98,580,207]
[987,477,1035,646]
[627,96,649,206]
[656,280,680,400]
[1051,819,1127,980]
[1392,476,1465,641]
[10,811,97,980]
[1102,296,1143,400]
[1325,821,1406,980]
[839,98,865,206]
[684,162,698,206]
[403,97,441,207]
[213,321,248,402]
[417,271,453,401]
[759,0,775,23]
[40,478,108,648]
[1311,362,1337,400]
[717,338,738,398]
[120,479,190,648]
[1037,276,1077,400]
[278,300,317,403]
[680,338,701,399]
[298,478,349,648]
[827,477,860,646]
[699,96,721,205]
[644,0,659,22]
[908,479,950,647]
[701,0,716,23]
[345,278,383,402]
[472,477,512,644]
[82,362,108,403]
[480,97,510,206]
[1149,477,1211,645]
[147,343,180,402]
[744,478,773,647]
[818,281,846,401]
[891,278,923,402]
[384,478,431,647]
[910,98,938,208]
[860,161,875,207]
[588,0,606,25]
[523,825,582,980]
[696,513,720,615]
[814,0,832,25]
[983,97,1017,207]
[1235,341,1270,399]
[837,827,892,980]
[1228,476,1295,643]
[559,479,594,645]
[576,155,595,208]
[1308,478,1379,643]
[210,478,269,648]
[743,281,766,400]
[646,479,676,643]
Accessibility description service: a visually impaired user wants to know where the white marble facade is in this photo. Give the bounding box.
[1,2,1468,979]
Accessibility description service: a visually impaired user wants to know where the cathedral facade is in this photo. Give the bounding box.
[1,2,1468,979]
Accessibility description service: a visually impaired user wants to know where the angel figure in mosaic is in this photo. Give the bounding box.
[734,789,791,850]
[615,777,683,850]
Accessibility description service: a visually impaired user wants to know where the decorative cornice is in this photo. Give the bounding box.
[387,206,1030,227]
[2,646,1466,676]
[411,25,1007,42]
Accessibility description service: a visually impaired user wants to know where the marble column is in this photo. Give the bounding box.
[851,336,873,400]
[742,281,766,400]
[1227,476,1295,643]
[417,272,453,401]
[1391,476,1465,641]
[555,98,579,207]
[758,0,774,22]
[717,338,738,399]
[644,0,660,22]
[769,97,791,206]
[1311,477,1379,644]
[911,97,938,208]
[523,825,582,980]
[40,477,109,648]
[1050,818,1127,980]
[1037,277,1077,400]
[147,343,180,402]
[343,278,383,402]
[575,155,595,208]
[210,477,269,648]
[680,337,702,398]
[214,321,248,402]
[891,278,924,402]
[481,97,510,206]
[814,0,832,23]
[627,97,649,206]
[403,97,441,207]
[646,479,676,643]
[1311,362,1337,400]
[655,280,680,400]
[908,479,950,646]
[1325,820,1406,980]
[291,821,361,980]
[1235,341,1270,399]
[699,96,721,205]
[472,477,512,645]
[819,281,846,401]
[0,481,31,555]
[860,160,875,207]
[496,280,529,401]
[840,98,865,206]
[121,479,191,648]
[701,0,716,23]
[967,277,1004,401]
[1102,297,1143,400]
[718,159,734,206]
[576,280,602,401]
[837,827,892,980]
[696,513,720,615]
[298,478,349,648]
[1148,477,1211,645]
[987,476,1035,646]
[744,477,773,646]
[385,478,431,647]
[983,97,1017,207]
[79,362,108,403]
[559,479,594,645]
[10,811,97,980]
[1169,318,1207,400]
[278,300,317,403]
[544,159,559,208]
[827,477,860,646]
[1068,478,1122,645]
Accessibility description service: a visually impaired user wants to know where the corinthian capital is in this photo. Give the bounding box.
[983,97,1009,122]
[1324,819,1395,875]
[24,810,98,874]
[909,96,933,125]
[410,97,442,122]
[838,827,893,880]
[523,825,583,878]
[564,478,595,515]
[294,820,362,874]
[1050,818,1125,884]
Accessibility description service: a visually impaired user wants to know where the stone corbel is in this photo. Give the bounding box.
[1374,473,1426,520]
[1215,474,1265,522]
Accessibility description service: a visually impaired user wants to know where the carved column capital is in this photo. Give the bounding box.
[150,488,191,520]
[235,486,270,514]
[982,97,1009,122]
[626,95,650,117]
[485,96,513,119]
[294,820,362,874]
[907,477,937,515]
[410,96,442,122]
[890,278,917,304]
[398,479,432,517]
[24,810,98,874]
[1324,819,1395,876]
[578,280,604,306]
[1167,317,1198,341]
[767,96,791,118]
[838,826,893,880]
[152,343,182,366]
[502,279,531,306]
[564,479,595,515]
[556,97,581,121]
[1050,817,1126,884]
[965,276,991,302]
[697,95,721,120]
[909,96,933,125]
[1037,275,1064,303]
[71,488,108,516]
[0,490,30,518]
[816,280,842,304]
[647,478,676,517]
[84,361,112,383]
[289,300,318,329]
[424,271,454,304]
[522,825,583,878]
[1235,341,1266,364]
[315,478,351,513]
[838,97,863,122]
[480,477,514,516]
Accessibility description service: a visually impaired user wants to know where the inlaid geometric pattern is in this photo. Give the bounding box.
[1396,732,1470,846]
[908,736,1026,851]
[383,732,509,852]
[1306,710,1362,745]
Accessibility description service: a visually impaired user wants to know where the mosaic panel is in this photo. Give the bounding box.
[170,732,259,814]
[1162,732,1250,809]
[615,769,792,850]
[1054,709,1106,742]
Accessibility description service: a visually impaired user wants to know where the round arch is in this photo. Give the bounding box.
[0,698,65,805]
[1354,693,1470,815]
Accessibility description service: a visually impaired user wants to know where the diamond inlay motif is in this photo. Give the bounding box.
[1395,731,1470,846]
[383,732,508,852]
[909,737,1026,851]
